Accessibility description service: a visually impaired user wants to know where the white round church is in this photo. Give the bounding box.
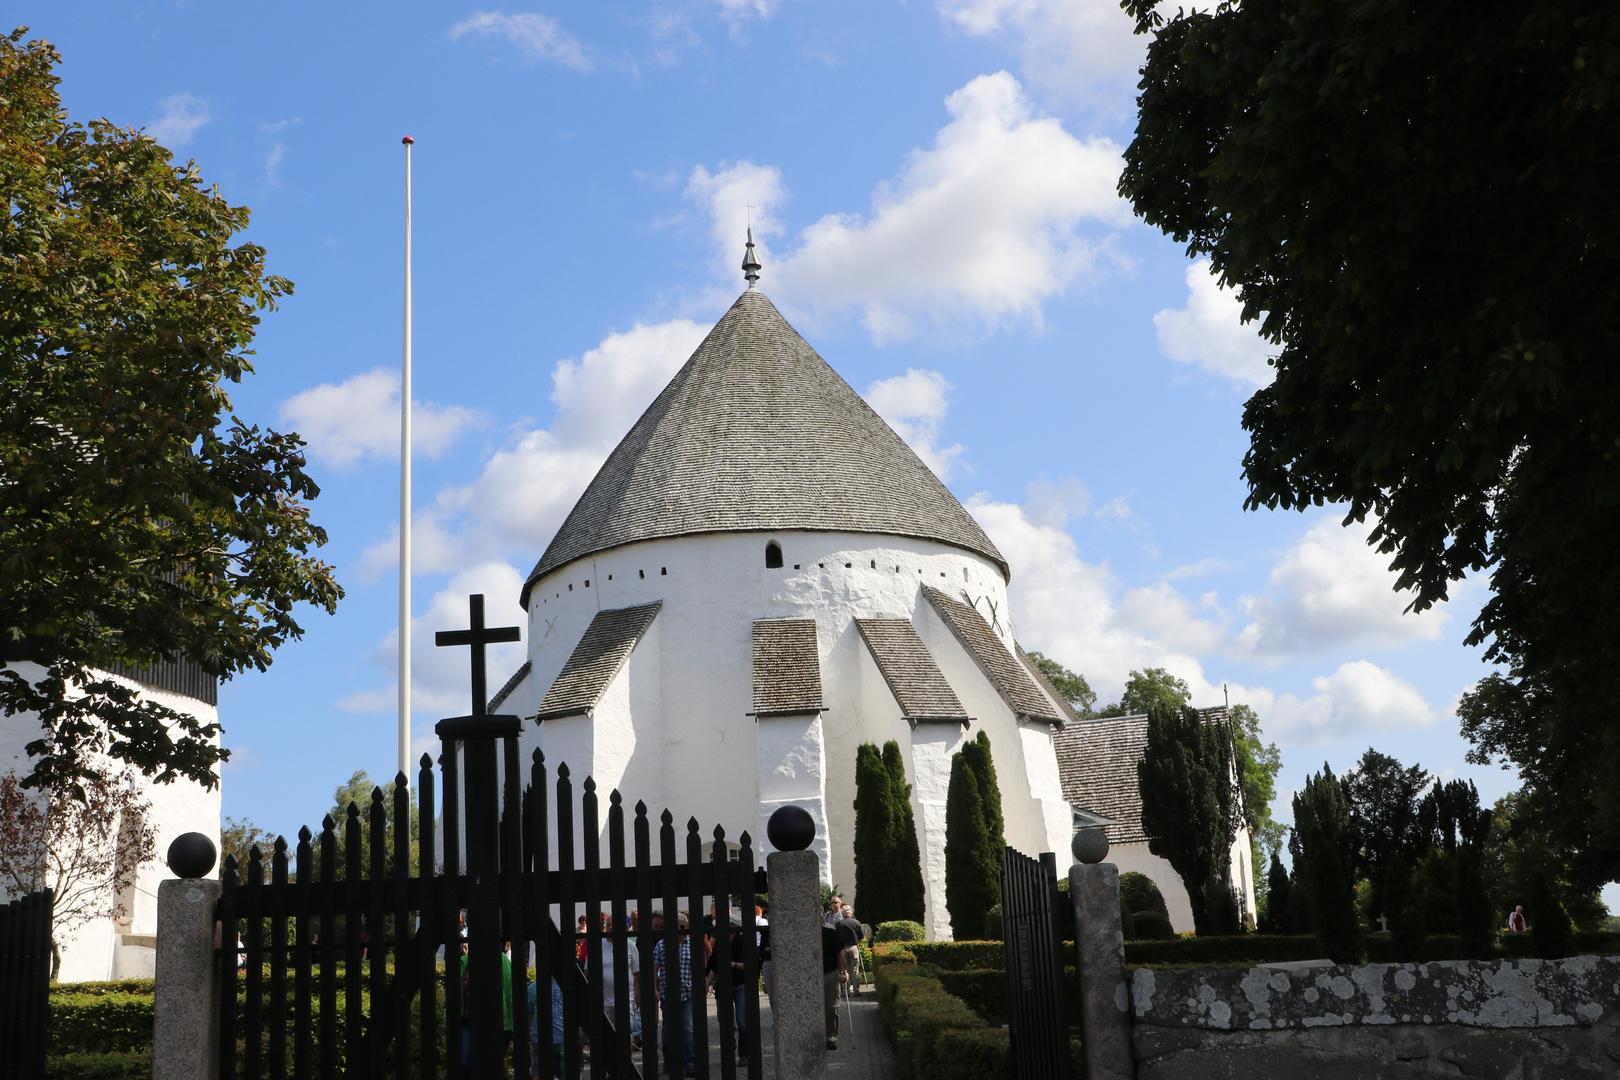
[491,268,1078,941]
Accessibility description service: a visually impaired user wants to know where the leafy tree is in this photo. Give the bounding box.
[1229,704,1284,877]
[1137,701,1239,934]
[1263,850,1291,934]
[1528,870,1576,960]
[1026,652,1096,717]
[1383,854,1424,962]
[220,816,278,884]
[882,741,926,924]
[944,732,1003,940]
[309,769,420,879]
[1117,0,1620,888]
[1294,765,1362,962]
[1482,791,1608,932]
[0,762,155,976]
[1343,750,1433,919]
[1098,668,1190,719]
[0,31,342,798]
[1201,871,1240,936]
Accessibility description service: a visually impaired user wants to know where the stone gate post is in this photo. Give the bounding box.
[766,805,826,1080]
[153,832,221,1080]
[1070,828,1135,1080]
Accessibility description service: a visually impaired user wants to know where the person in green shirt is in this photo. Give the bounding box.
[458,942,514,1078]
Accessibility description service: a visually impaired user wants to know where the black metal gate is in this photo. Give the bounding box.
[1000,848,1071,1080]
[0,888,52,1080]
[217,596,766,1080]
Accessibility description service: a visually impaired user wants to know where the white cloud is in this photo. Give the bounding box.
[863,369,966,480]
[359,320,710,579]
[688,72,1131,341]
[147,93,210,147]
[280,368,480,470]
[451,11,593,71]
[1254,661,1438,745]
[936,0,1144,113]
[1154,259,1273,388]
[338,561,528,720]
[263,143,286,188]
[685,161,789,289]
[1233,516,1446,664]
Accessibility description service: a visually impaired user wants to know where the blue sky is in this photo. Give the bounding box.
[29,2,1590,898]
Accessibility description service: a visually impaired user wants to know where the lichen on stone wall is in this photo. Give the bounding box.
[1131,956,1620,1032]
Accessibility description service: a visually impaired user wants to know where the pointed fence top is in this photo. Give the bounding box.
[741,227,762,288]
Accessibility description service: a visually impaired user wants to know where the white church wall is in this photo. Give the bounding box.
[0,661,220,982]
[1108,841,1198,935]
[524,529,1012,907]
[911,600,1066,862]
[910,724,969,941]
[756,712,829,880]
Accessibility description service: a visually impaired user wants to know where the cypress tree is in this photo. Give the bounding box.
[1138,702,1240,935]
[1528,870,1575,960]
[965,731,1005,910]
[882,741,926,924]
[1201,871,1240,935]
[1265,850,1292,934]
[945,745,995,939]
[1454,847,1496,959]
[853,743,897,924]
[1296,766,1362,963]
[1384,854,1424,961]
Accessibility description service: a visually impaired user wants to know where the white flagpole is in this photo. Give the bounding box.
[399,135,414,786]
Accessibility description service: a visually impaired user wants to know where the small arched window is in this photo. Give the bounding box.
[765,541,783,569]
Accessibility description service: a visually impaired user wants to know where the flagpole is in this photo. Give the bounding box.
[399,135,414,786]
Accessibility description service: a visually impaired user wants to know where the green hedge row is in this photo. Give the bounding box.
[907,941,1004,971]
[45,1052,151,1080]
[51,980,155,998]
[49,994,155,1055]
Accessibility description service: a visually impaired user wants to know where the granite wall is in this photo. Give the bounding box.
[1129,955,1620,1079]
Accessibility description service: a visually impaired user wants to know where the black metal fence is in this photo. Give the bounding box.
[218,740,766,1080]
[0,888,53,1080]
[1000,849,1071,1080]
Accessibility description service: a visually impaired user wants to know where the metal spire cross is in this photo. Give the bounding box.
[434,594,521,716]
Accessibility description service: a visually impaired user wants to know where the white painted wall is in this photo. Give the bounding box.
[521,529,1068,940]
[0,661,221,982]
[1102,831,1260,938]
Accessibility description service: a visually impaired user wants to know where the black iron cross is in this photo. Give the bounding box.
[435,594,521,716]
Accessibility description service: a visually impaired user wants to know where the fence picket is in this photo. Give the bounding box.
[711,826,736,1080]
[392,773,413,1080]
[219,859,239,1080]
[738,833,761,1080]
[245,846,265,1080]
[608,792,632,1080]
[319,816,337,1080]
[503,737,531,1080]
[343,804,363,1079]
[270,836,289,1080]
[635,801,658,1079]
[685,819,709,1080]
[440,746,463,1069]
[556,763,579,1080]
[583,777,605,1080]
[294,827,313,1080]
[416,756,439,1080]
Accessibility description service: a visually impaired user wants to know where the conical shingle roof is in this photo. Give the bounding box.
[521,290,1006,602]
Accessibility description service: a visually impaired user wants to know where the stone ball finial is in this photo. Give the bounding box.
[168,831,218,879]
[766,805,815,852]
[1071,827,1109,865]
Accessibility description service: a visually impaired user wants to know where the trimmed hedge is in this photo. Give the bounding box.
[889,974,988,1080]
[875,920,926,943]
[49,993,155,1055]
[53,980,155,998]
[1123,935,1328,967]
[45,1052,152,1080]
[933,1027,1010,1077]
[908,941,1004,971]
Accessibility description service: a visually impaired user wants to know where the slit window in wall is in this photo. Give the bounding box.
[584,580,590,588]
[765,541,783,569]
[661,567,667,575]
[639,569,645,579]
[870,560,876,569]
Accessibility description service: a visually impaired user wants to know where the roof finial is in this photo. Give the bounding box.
[741,226,762,289]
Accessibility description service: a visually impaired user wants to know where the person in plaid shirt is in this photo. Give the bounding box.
[652,911,697,1076]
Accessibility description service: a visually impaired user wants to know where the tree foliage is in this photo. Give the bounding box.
[1026,652,1096,717]
[1136,701,1239,935]
[945,731,1004,940]
[1343,749,1433,918]
[1229,703,1284,862]
[1098,667,1190,719]
[1118,0,1620,885]
[1294,764,1362,962]
[853,742,924,927]
[0,30,341,796]
[0,761,154,974]
[1263,849,1290,934]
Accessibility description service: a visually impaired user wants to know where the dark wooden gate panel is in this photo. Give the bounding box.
[1001,848,1072,1080]
[0,888,52,1080]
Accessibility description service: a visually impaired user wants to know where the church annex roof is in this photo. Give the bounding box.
[1053,714,1150,844]
[521,290,1008,604]
[855,618,971,725]
[534,602,662,721]
[921,586,1062,725]
[752,619,825,716]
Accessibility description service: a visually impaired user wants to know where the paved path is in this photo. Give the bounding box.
[633,983,898,1080]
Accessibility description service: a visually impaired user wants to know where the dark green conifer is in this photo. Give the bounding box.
[1455,847,1496,960]
[1384,854,1424,961]
[1528,870,1576,960]
[1265,850,1292,934]
[945,740,1000,940]
[883,741,926,924]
